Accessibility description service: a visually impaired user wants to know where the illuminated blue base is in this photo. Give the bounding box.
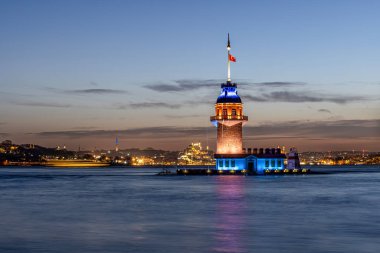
[215,155,285,175]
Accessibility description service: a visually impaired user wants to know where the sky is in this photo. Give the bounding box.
[0,0,379,151]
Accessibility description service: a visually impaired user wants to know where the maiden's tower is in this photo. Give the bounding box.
[210,34,286,174]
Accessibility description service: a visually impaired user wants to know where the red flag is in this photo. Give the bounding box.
[229,54,236,62]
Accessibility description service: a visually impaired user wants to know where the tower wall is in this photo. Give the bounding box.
[216,122,243,154]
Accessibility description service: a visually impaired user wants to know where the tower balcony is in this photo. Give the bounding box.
[210,115,248,127]
[210,115,248,121]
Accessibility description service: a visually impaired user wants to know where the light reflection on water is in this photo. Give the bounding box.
[214,176,247,253]
[0,166,379,253]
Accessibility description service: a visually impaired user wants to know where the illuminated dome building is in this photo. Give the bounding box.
[210,34,286,174]
[177,142,214,165]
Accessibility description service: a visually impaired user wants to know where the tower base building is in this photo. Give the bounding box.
[214,148,286,174]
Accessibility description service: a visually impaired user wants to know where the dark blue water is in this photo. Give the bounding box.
[0,166,379,253]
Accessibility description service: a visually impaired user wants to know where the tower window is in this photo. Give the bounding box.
[219,160,223,168]
[232,109,236,116]
[265,160,269,167]
[223,109,227,116]
[277,160,282,167]
[271,160,275,167]
[225,160,230,167]
[231,160,235,167]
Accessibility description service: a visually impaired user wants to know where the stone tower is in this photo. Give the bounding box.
[210,34,248,155]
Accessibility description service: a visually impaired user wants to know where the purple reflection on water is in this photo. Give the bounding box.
[213,176,249,253]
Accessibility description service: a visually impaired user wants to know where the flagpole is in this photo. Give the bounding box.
[227,33,231,82]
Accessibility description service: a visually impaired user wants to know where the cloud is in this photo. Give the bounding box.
[13,102,71,108]
[144,79,223,92]
[145,84,184,92]
[164,114,204,119]
[32,119,380,141]
[70,126,98,130]
[33,126,212,139]
[144,80,368,105]
[66,89,127,94]
[116,102,180,109]
[318,109,332,114]
[245,119,380,139]
[244,91,367,104]
[253,82,306,87]
[130,102,180,109]
[0,133,9,137]
[44,87,127,95]
[144,80,307,92]
[242,95,268,102]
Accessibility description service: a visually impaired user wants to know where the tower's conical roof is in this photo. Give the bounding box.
[216,81,242,103]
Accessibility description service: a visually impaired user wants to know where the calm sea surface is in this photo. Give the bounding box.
[0,166,379,253]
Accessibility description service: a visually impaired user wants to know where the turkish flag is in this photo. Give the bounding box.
[229,54,236,62]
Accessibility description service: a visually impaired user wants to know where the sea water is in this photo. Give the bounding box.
[0,166,379,253]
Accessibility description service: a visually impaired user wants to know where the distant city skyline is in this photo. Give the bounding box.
[1,0,379,151]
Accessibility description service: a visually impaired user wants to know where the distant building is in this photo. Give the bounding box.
[1,140,12,146]
[115,137,119,152]
[210,35,285,174]
[178,142,214,165]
